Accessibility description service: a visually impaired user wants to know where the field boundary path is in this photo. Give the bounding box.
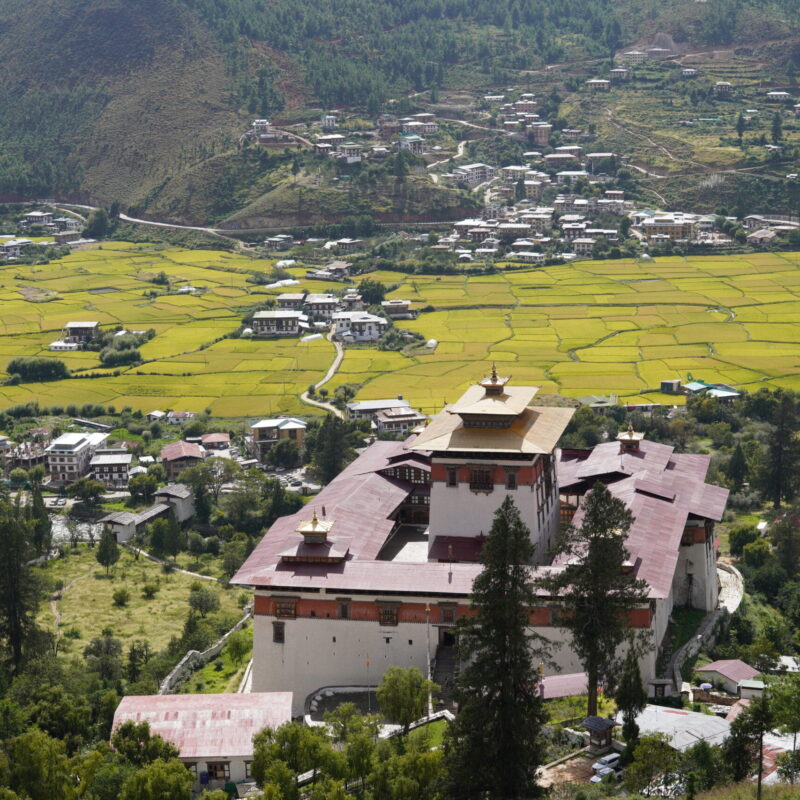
[126,546,219,583]
[300,333,345,417]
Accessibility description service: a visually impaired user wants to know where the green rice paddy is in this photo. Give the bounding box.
[3,245,800,416]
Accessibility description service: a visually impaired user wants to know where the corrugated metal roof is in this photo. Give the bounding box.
[112,693,292,759]
[698,659,759,684]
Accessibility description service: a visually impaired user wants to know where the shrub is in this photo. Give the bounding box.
[112,588,130,607]
[141,583,159,599]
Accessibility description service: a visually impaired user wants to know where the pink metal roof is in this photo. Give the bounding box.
[560,439,729,599]
[112,693,292,759]
[160,441,205,461]
[697,659,759,684]
[201,433,230,444]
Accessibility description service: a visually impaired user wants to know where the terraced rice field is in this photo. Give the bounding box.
[0,242,335,416]
[4,246,800,416]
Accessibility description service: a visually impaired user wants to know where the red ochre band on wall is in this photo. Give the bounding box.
[253,595,652,628]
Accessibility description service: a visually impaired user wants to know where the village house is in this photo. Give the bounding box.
[697,660,759,694]
[90,451,132,489]
[681,68,699,78]
[641,213,697,241]
[747,229,777,246]
[374,406,427,436]
[766,91,791,101]
[0,238,33,259]
[527,123,553,146]
[252,310,307,337]
[453,163,495,185]
[112,693,293,793]
[46,432,109,486]
[154,483,196,522]
[586,78,611,92]
[276,292,307,310]
[264,234,292,250]
[338,142,363,164]
[146,410,166,423]
[609,68,629,82]
[397,134,425,154]
[200,432,230,451]
[160,441,205,481]
[303,293,339,320]
[22,210,53,227]
[572,237,596,256]
[346,397,410,421]
[247,418,307,462]
[621,50,646,66]
[332,311,388,343]
[381,299,415,320]
[321,113,338,129]
[62,321,99,343]
[340,291,363,311]
[167,411,196,425]
[713,81,732,96]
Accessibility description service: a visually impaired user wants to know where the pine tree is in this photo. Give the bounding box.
[727,441,747,489]
[313,414,348,484]
[96,528,120,576]
[30,483,52,556]
[538,482,649,716]
[736,112,746,140]
[0,499,40,665]
[441,497,548,799]
[759,390,800,507]
[615,645,648,745]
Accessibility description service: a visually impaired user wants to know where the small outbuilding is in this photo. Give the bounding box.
[112,692,293,793]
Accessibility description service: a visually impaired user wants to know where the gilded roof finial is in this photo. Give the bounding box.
[311,509,319,527]
[491,361,498,383]
[627,421,634,436]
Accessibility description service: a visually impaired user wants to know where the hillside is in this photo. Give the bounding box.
[3,0,800,222]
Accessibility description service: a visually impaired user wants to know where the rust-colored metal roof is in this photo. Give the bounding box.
[160,441,204,462]
[560,438,729,599]
[697,659,759,684]
[112,693,292,759]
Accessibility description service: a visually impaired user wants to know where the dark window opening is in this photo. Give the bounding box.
[272,621,285,643]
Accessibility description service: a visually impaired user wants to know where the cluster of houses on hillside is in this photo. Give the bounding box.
[309,111,439,162]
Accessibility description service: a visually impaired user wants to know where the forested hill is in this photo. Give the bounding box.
[1,0,800,209]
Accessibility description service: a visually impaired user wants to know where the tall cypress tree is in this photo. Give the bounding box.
[441,496,548,799]
[313,414,347,485]
[538,482,649,717]
[760,390,800,507]
[615,645,648,745]
[30,484,52,556]
[0,498,40,666]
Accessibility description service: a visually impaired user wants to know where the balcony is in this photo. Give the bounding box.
[469,481,494,492]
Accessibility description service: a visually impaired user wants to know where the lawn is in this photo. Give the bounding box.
[9,247,800,416]
[35,545,243,655]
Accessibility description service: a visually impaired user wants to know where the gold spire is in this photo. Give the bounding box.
[491,361,498,383]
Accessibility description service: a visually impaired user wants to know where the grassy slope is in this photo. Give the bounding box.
[36,544,242,655]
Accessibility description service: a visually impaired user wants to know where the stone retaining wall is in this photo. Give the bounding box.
[158,607,252,694]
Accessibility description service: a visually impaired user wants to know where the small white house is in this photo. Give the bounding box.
[697,659,759,694]
[112,693,293,792]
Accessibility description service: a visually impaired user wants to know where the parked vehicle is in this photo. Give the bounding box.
[591,753,621,773]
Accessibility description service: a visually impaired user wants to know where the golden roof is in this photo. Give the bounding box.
[296,510,334,536]
[410,404,575,454]
[448,383,539,417]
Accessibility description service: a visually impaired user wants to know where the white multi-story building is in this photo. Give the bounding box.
[331,311,388,342]
[46,432,109,485]
[91,451,132,488]
[234,371,727,716]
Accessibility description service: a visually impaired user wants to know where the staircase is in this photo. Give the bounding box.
[433,643,458,710]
